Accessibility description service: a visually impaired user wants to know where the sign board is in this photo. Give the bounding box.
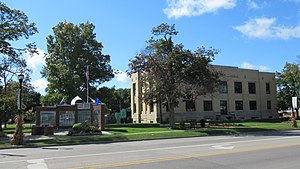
[292,97,298,109]
[17,89,21,110]
[77,103,91,109]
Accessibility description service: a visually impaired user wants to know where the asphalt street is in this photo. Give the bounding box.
[1,130,300,169]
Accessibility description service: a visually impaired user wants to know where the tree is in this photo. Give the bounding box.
[0,2,38,131]
[0,81,41,123]
[95,87,130,114]
[128,23,220,128]
[276,62,300,111]
[0,2,37,59]
[42,21,114,103]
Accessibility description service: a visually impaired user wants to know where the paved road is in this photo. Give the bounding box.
[1,130,300,169]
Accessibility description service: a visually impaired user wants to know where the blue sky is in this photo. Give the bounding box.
[3,0,300,95]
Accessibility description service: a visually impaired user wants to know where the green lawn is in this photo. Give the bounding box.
[0,120,298,149]
[2,124,33,134]
[105,123,171,134]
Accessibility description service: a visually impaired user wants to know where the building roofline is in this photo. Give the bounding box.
[212,64,275,74]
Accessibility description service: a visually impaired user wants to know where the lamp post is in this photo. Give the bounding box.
[18,73,24,115]
[12,73,25,145]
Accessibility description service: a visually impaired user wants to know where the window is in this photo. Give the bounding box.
[249,101,257,110]
[41,111,56,126]
[219,81,228,93]
[186,100,196,112]
[59,111,75,126]
[248,82,256,94]
[133,83,136,96]
[266,83,270,94]
[235,101,243,110]
[203,101,213,111]
[234,82,243,93]
[220,100,227,115]
[150,101,154,112]
[267,100,271,110]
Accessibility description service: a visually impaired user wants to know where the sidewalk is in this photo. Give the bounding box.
[6,130,111,141]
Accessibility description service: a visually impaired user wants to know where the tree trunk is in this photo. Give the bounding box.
[4,111,7,128]
[169,102,176,129]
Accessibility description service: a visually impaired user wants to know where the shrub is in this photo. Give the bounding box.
[68,123,101,136]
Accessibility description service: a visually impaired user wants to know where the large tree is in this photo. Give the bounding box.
[42,22,114,104]
[95,87,130,114]
[0,2,38,130]
[128,23,220,128]
[276,62,300,110]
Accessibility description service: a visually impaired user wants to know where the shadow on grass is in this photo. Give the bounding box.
[194,127,300,137]
[105,123,161,128]
[26,135,130,146]
[104,129,128,133]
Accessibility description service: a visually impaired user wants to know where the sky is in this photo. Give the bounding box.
[3,0,300,95]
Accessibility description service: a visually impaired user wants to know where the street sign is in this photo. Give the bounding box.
[292,97,298,109]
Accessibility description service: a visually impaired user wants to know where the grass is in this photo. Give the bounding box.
[2,124,33,134]
[0,120,298,149]
[104,123,171,134]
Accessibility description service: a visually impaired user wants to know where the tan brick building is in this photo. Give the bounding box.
[131,65,278,123]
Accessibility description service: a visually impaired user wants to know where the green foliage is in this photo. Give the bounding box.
[0,81,40,128]
[0,2,38,130]
[95,87,130,114]
[25,109,35,123]
[276,62,300,110]
[0,2,38,59]
[42,21,114,103]
[128,23,220,128]
[69,122,100,135]
[41,92,63,106]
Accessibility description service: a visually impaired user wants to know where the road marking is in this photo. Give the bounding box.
[211,144,235,150]
[70,142,300,169]
[2,135,300,164]
[27,159,48,169]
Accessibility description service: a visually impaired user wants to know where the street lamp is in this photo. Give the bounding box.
[12,73,25,145]
[18,73,24,116]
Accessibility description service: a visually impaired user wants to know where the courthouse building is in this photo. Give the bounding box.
[131,65,278,123]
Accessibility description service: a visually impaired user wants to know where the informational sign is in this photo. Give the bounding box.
[292,97,298,109]
[17,89,21,110]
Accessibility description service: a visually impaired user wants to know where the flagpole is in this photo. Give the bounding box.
[86,65,89,103]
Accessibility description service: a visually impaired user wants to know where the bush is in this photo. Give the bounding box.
[68,123,101,136]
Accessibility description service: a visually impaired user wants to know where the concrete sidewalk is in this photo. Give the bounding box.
[6,129,111,141]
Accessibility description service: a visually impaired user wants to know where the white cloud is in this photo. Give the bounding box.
[234,17,275,39]
[247,0,259,9]
[25,48,46,71]
[32,79,49,91]
[164,0,236,19]
[114,71,130,83]
[240,62,269,71]
[247,0,267,10]
[234,17,300,40]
